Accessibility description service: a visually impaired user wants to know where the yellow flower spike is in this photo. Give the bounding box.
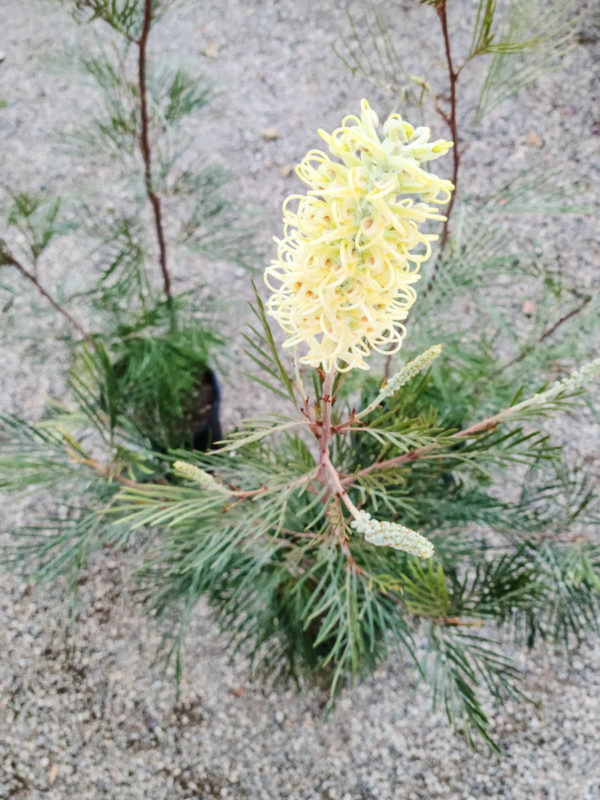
[265,99,453,372]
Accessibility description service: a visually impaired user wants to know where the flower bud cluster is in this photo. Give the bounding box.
[173,460,231,494]
[381,344,443,399]
[505,357,600,420]
[350,510,434,559]
[551,357,600,395]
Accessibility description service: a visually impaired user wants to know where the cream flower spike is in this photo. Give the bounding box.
[265,99,453,372]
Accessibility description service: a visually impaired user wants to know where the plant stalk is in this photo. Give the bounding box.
[137,0,173,317]
[316,370,336,485]
[425,0,461,296]
[436,0,459,253]
[341,401,532,485]
[315,371,364,536]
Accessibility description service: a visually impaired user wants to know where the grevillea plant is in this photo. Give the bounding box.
[1,6,599,751]
[108,101,599,749]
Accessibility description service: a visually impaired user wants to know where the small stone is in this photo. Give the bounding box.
[278,164,293,178]
[526,130,544,148]
[262,128,279,141]
[522,300,535,315]
[202,42,220,59]
[48,763,59,785]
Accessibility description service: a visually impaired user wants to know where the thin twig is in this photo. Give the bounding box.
[467,294,594,401]
[426,0,461,295]
[382,3,461,371]
[69,454,147,489]
[1,244,92,343]
[137,0,172,308]
[442,617,485,627]
[436,0,460,253]
[340,401,525,485]
[538,295,592,343]
[323,452,361,518]
[488,295,592,379]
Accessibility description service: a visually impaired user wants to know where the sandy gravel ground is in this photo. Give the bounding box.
[1,1,599,798]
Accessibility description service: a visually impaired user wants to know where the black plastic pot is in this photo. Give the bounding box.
[191,368,223,451]
[99,360,223,453]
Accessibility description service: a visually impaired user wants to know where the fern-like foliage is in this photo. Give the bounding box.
[333,7,425,109]
[475,0,576,122]
[67,313,594,747]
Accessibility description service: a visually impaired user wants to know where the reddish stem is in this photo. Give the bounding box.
[316,371,336,486]
[72,455,146,489]
[426,0,460,295]
[436,1,459,252]
[341,404,516,486]
[312,372,365,569]
[137,0,172,305]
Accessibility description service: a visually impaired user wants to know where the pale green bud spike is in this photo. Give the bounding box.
[355,344,442,420]
[549,358,600,395]
[173,460,231,494]
[351,510,434,559]
[381,343,443,399]
[503,357,600,420]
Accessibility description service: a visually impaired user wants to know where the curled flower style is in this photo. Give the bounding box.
[351,510,434,559]
[265,99,453,372]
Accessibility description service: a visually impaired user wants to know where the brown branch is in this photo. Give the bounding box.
[341,538,364,575]
[538,295,592,344]
[309,372,367,572]
[487,294,592,381]
[442,617,485,627]
[1,244,92,343]
[76,1,171,304]
[280,528,317,539]
[316,371,336,487]
[229,470,316,500]
[137,0,172,305]
[436,1,459,253]
[70,454,147,490]
[341,404,517,486]
[426,0,461,295]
